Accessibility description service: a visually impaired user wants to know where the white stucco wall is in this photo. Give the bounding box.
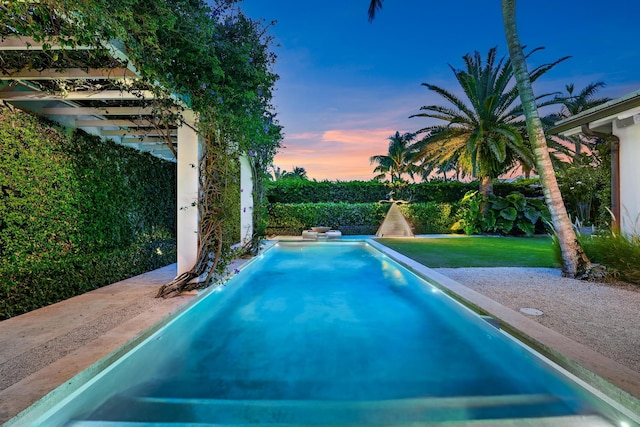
[239,154,254,245]
[176,115,201,274]
[614,118,640,235]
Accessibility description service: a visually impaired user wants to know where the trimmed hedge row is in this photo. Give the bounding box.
[266,202,457,236]
[398,203,458,234]
[0,109,177,319]
[266,179,543,204]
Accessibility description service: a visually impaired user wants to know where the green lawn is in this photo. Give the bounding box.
[375,236,560,268]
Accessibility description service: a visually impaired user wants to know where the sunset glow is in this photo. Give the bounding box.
[275,128,402,181]
[241,0,640,182]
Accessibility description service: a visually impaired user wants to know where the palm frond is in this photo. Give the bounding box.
[421,83,476,121]
[368,0,383,22]
[411,46,566,184]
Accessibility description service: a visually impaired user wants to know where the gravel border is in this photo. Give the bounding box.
[435,267,640,375]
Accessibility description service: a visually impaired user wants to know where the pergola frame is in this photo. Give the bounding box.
[0,34,202,275]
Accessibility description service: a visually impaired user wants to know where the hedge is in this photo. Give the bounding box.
[0,109,177,319]
[266,202,457,236]
[398,203,458,234]
[266,179,543,204]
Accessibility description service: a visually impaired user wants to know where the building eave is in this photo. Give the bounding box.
[550,89,640,135]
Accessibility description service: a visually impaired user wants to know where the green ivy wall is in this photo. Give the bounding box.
[0,109,177,319]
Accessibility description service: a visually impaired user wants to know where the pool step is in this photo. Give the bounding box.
[65,414,616,426]
[71,393,613,425]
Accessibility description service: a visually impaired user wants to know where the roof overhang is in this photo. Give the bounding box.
[550,89,640,137]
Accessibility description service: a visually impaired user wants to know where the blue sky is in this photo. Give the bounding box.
[239,0,640,181]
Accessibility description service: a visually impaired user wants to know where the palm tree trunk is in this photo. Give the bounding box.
[502,0,591,277]
[479,175,493,198]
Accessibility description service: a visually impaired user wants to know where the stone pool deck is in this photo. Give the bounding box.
[1,245,640,424]
[0,264,195,424]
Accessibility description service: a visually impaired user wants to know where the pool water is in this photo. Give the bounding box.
[34,241,631,425]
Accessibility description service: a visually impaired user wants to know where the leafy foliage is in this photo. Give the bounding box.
[0,109,176,319]
[558,154,610,226]
[578,232,640,285]
[266,179,542,204]
[412,47,566,195]
[2,0,283,296]
[370,131,418,182]
[266,203,390,235]
[548,82,611,158]
[397,203,457,234]
[452,191,551,236]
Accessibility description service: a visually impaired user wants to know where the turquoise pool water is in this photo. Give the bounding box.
[34,241,632,425]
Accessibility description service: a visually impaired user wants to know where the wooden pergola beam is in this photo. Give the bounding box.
[42,107,161,115]
[0,68,138,80]
[122,137,174,144]
[0,90,155,101]
[101,129,177,136]
[0,36,94,51]
[75,119,165,127]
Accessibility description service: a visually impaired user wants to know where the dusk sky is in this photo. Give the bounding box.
[239,1,640,181]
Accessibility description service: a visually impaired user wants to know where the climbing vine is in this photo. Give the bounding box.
[1,0,282,297]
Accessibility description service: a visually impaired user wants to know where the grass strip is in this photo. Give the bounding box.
[375,236,559,268]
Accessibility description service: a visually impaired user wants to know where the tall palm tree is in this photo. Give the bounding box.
[411,47,561,198]
[369,0,592,278]
[369,131,418,182]
[501,0,591,277]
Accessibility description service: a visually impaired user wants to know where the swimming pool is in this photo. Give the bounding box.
[29,241,636,425]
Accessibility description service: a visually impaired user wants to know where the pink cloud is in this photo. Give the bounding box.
[287,132,321,140]
[322,128,398,145]
[274,127,412,181]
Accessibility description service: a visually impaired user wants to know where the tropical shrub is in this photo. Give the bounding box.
[0,109,177,319]
[577,231,640,285]
[558,153,611,227]
[452,191,551,236]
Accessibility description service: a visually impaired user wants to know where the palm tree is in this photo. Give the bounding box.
[270,165,285,181]
[411,47,562,197]
[501,0,591,277]
[291,166,308,179]
[418,156,463,182]
[282,166,308,180]
[551,82,611,157]
[369,0,592,278]
[369,131,418,182]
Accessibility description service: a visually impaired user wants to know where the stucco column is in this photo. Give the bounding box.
[177,111,200,274]
[614,117,640,236]
[239,154,254,245]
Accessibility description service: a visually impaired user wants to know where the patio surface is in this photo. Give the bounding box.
[0,264,195,424]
